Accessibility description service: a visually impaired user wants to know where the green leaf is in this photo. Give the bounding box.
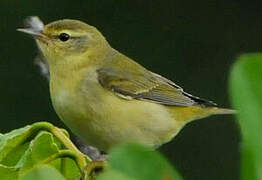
[0,165,18,180]
[0,124,81,180]
[98,169,137,180]
[61,158,81,180]
[17,131,80,179]
[230,54,262,179]
[0,125,32,165]
[21,165,66,180]
[98,143,182,180]
[17,131,60,174]
[0,142,30,167]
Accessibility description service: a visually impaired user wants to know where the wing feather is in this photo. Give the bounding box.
[97,66,215,106]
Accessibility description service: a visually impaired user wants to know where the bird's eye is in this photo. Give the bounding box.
[58,33,70,42]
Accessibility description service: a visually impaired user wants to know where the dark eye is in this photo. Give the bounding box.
[59,33,70,42]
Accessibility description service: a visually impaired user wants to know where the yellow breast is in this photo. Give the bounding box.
[49,67,183,151]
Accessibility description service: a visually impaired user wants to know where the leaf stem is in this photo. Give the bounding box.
[42,150,78,164]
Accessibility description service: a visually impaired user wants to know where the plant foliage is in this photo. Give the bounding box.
[230,53,262,179]
[0,123,181,180]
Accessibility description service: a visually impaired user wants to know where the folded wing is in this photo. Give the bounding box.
[97,65,215,107]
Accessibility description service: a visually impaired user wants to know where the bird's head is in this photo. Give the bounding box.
[18,17,109,68]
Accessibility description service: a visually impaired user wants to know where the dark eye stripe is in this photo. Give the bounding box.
[51,34,81,40]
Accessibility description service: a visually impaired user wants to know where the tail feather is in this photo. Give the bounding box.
[170,106,235,125]
[209,107,236,115]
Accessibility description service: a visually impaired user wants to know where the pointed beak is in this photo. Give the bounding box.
[17,28,46,39]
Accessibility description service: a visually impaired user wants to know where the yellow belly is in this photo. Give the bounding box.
[49,68,217,152]
[50,84,184,152]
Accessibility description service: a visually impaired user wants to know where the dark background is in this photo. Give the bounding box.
[2,0,262,179]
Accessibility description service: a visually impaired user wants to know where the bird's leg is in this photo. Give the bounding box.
[73,137,108,161]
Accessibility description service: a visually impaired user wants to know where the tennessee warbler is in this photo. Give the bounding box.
[18,17,234,152]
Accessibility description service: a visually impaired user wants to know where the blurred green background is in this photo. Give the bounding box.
[3,0,262,179]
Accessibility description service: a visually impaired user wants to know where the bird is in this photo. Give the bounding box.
[17,16,234,152]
